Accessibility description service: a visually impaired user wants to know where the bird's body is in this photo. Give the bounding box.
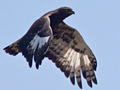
[4,7,97,89]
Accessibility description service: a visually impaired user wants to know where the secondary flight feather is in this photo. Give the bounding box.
[3,7,97,89]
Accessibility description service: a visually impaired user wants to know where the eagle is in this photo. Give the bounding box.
[3,7,97,89]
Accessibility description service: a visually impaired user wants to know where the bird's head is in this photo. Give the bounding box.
[57,7,75,16]
[49,7,75,25]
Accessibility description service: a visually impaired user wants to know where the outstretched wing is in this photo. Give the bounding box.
[45,22,97,89]
[19,17,53,69]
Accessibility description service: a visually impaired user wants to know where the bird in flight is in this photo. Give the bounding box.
[3,7,97,89]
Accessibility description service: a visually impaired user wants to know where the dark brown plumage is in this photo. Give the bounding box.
[3,7,97,89]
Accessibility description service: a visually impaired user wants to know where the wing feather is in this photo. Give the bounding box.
[20,17,52,68]
[75,53,82,88]
[69,51,76,85]
[45,22,97,88]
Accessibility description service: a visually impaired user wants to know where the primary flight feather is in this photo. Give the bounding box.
[3,7,97,89]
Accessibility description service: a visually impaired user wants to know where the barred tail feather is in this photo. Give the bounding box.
[3,39,21,56]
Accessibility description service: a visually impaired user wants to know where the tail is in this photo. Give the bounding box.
[3,38,22,56]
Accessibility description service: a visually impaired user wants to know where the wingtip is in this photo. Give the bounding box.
[87,80,92,88]
[82,71,86,79]
[29,62,32,68]
[76,81,82,89]
[36,64,39,69]
[70,76,75,85]
[64,71,70,78]
[93,65,97,71]
[92,78,97,84]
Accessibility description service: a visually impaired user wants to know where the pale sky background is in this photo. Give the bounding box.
[1,0,120,90]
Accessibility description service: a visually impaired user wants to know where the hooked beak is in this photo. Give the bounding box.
[71,10,75,14]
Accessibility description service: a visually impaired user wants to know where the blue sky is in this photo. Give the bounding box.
[1,0,120,90]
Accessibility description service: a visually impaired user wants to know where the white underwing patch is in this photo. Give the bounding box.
[83,55,90,66]
[63,48,92,79]
[27,34,50,53]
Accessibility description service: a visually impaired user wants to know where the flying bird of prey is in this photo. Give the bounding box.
[3,7,97,89]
